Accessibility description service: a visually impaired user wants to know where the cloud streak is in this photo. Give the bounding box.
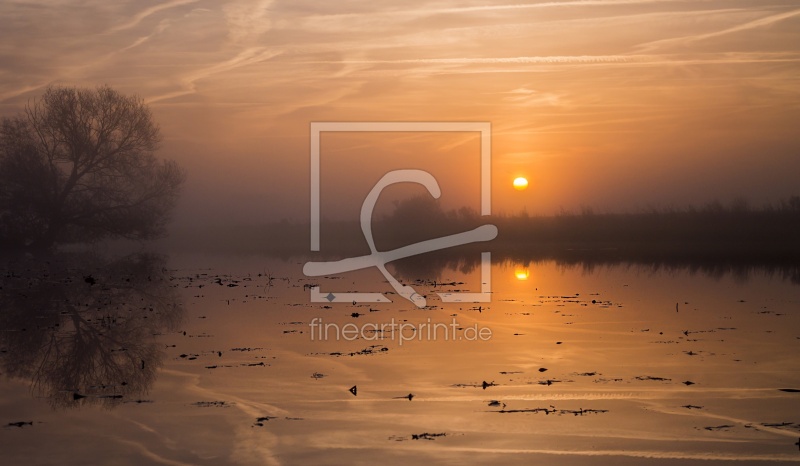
[223,0,275,45]
[636,8,800,52]
[147,47,283,104]
[304,0,715,21]
[2,0,798,221]
[292,52,800,71]
[106,0,199,33]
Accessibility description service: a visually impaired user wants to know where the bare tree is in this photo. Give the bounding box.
[0,85,185,249]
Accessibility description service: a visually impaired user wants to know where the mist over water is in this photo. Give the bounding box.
[3,246,798,465]
[3,177,799,463]
[3,0,800,463]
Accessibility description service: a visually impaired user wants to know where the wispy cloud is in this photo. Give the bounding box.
[292,52,800,72]
[106,0,199,34]
[304,0,713,22]
[114,20,172,55]
[384,56,632,65]
[2,0,799,220]
[422,0,716,15]
[0,84,48,103]
[636,8,800,52]
[147,47,283,103]
[503,87,564,107]
[222,0,275,45]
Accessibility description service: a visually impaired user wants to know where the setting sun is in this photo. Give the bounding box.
[2,1,800,463]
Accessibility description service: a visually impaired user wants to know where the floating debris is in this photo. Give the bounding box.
[191,401,232,408]
[497,406,608,416]
[452,381,499,389]
[761,422,796,428]
[314,345,389,357]
[253,416,277,426]
[537,379,563,386]
[704,425,733,431]
[593,377,624,384]
[562,408,608,416]
[6,421,33,428]
[412,432,446,440]
[635,376,672,382]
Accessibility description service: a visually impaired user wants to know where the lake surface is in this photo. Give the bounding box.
[1,252,799,465]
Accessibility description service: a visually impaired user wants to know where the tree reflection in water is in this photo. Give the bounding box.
[0,252,184,408]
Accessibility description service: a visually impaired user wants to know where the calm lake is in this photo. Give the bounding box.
[1,252,799,465]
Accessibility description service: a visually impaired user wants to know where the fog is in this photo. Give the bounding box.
[2,5,800,462]
[1,0,799,230]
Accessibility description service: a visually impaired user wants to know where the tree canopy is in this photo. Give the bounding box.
[0,85,185,249]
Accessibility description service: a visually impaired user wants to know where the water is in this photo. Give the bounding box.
[1,252,799,465]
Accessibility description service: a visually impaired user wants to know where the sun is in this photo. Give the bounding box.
[513,177,528,191]
[514,266,530,280]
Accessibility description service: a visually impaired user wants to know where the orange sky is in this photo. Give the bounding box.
[1,0,799,225]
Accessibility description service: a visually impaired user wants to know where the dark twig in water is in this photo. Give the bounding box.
[7,421,33,428]
[411,432,446,440]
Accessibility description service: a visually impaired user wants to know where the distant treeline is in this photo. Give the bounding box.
[163,195,800,257]
[494,198,800,262]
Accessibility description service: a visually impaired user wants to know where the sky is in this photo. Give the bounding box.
[1,0,799,226]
